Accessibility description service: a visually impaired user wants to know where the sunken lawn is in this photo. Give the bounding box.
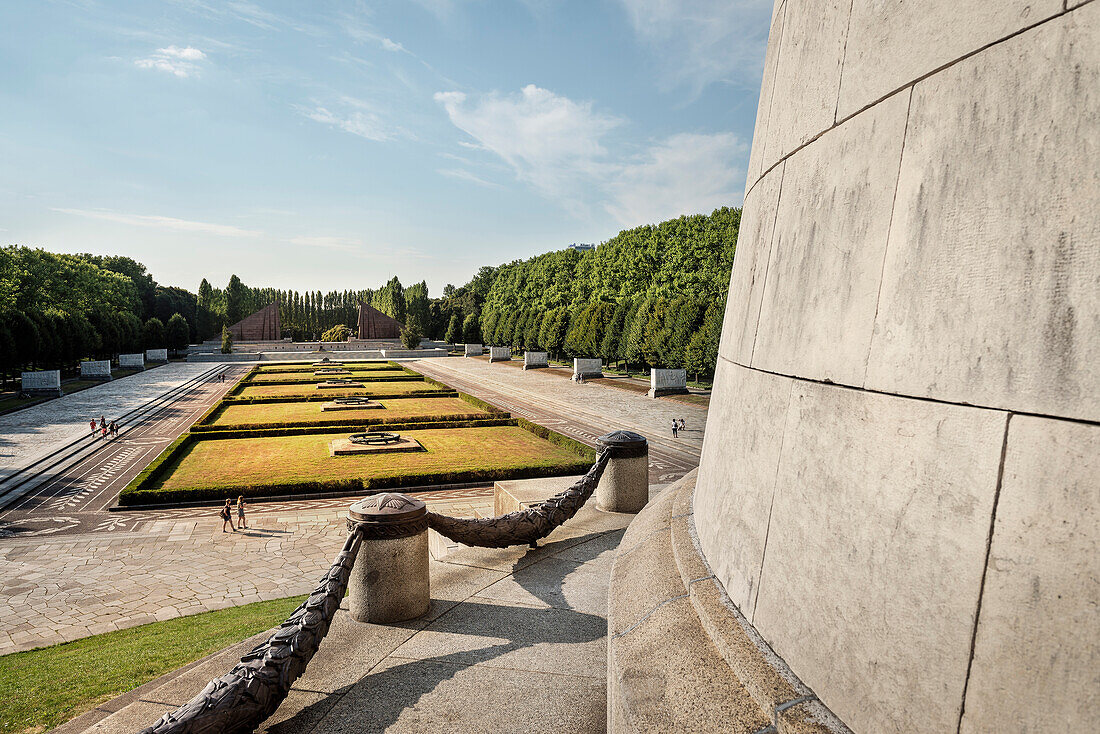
[206,396,492,429]
[245,369,412,383]
[233,381,447,399]
[126,425,591,503]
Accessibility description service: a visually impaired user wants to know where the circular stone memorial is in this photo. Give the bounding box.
[330,431,424,456]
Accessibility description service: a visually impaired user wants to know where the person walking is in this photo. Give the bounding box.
[671,419,678,438]
[109,421,118,438]
[90,418,98,438]
[221,499,237,532]
[101,422,108,440]
[236,495,248,529]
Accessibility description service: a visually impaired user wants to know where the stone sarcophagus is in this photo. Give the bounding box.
[489,346,511,362]
[648,368,688,398]
[463,343,483,357]
[146,348,168,363]
[119,353,145,369]
[524,351,549,370]
[572,358,603,381]
[80,360,112,380]
[21,370,62,396]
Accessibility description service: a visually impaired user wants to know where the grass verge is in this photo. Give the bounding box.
[0,595,306,734]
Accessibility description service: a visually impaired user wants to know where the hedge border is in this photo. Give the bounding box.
[192,415,515,435]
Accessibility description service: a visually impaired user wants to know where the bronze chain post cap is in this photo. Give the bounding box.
[597,430,648,459]
[348,493,428,539]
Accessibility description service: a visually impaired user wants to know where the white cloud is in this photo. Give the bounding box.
[618,0,772,95]
[434,85,620,199]
[296,98,406,142]
[134,45,207,77]
[605,133,746,226]
[436,85,746,225]
[437,168,501,188]
[380,38,405,52]
[53,208,260,237]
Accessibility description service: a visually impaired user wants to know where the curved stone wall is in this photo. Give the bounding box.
[696,2,1099,732]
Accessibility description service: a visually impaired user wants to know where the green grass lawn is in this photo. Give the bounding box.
[209,396,491,427]
[246,369,411,383]
[0,595,306,734]
[235,380,441,399]
[155,425,588,494]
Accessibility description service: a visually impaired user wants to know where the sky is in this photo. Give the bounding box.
[0,0,773,295]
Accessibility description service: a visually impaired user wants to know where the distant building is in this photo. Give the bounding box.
[567,242,596,252]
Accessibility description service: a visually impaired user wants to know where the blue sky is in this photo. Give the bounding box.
[0,0,772,295]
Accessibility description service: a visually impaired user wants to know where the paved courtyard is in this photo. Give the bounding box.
[0,356,708,657]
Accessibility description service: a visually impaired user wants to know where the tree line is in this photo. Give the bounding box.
[0,246,193,386]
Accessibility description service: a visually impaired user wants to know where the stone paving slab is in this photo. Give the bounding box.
[0,363,217,480]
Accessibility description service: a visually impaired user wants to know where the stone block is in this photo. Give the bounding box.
[20,370,61,395]
[572,358,603,381]
[319,399,382,412]
[80,360,112,380]
[720,162,784,365]
[752,89,909,387]
[463,343,482,357]
[648,368,687,398]
[959,416,1100,733]
[315,381,365,389]
[836,0,1062,120]
[118,353,144,369]
[489,346,511,362]
[751,381,1007,734]
[694,359,792,617]
[494,475,583,515]
[145,348,168,362]
[759,0,850,171]
[523,351,549,369]
[866,7,1100,421]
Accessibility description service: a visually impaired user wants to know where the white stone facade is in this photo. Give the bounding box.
[692,3,1100,733]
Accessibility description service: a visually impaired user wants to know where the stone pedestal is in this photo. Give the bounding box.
[20,370,62,397]
[80,360,112,380]
[119,353,145,369]
[595,431,649,513]
[464,343,483,357]
[347,493,430,624]
[489,346,511,362]
[146,348,168,363]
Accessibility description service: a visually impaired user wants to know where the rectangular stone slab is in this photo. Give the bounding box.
[316,381,365,389]
[319,400,383,411]
[329,436,424,455]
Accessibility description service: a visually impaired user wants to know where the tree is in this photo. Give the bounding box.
[321,324,349,342]
[196,278,216,340]
[684,301,723,381]
[601,301,630,365]
[166,313,190,354]
[523,309,543,351]
[461,313,481,344]
[444,313,461,346]
[401,314,424,349]
[221,325,233,354]
[224,275,246,325]
[143,317,166,350]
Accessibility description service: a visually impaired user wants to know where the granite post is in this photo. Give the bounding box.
[346,493,430,624]
[595,430,649,513]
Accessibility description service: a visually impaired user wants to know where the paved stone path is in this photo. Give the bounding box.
[0,363,220,482]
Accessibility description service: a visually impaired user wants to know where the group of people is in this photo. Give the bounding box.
[220,496,249,532]
[671,417,688,437]
[90,416,118,439]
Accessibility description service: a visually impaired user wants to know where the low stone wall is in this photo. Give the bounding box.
[648,368,687,398]
[523,351,549,370]
[379,348,448,360]
[572,358,603,381]
[119,353,144,369]
[463,343,483,357]
[146,348,168,362]
[20,370,62,396]
[80,360,112,380]
[489,346,511,362]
